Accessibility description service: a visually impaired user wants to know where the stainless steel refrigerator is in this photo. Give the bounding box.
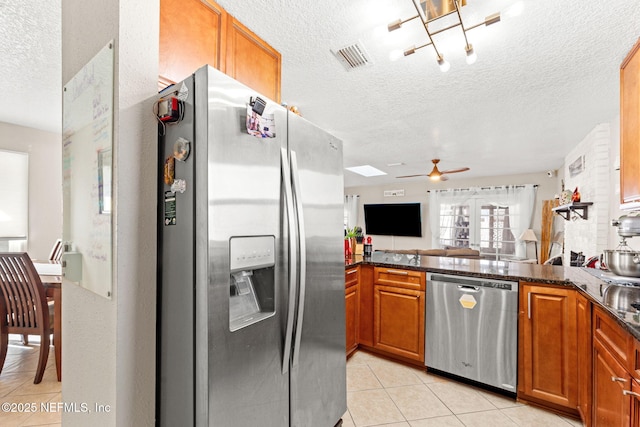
[157,66,346,426]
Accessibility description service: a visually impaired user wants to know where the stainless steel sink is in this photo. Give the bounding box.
[603,284,640,312]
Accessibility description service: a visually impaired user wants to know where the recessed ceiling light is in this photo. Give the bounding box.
[345,165,387,177]
[387,162,405,167]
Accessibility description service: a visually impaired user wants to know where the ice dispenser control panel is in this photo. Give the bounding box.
[229,236,276,332]
[230,235,275,271]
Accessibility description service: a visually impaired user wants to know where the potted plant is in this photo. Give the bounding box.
[345,227,359,256]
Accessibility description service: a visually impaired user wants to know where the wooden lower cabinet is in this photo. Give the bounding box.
[594,339,631,426]
[577,292,592,425]
[631,380,640,427]
[371,267,425,363]
[345,267,359,357]
[373,284,425,363]
[358,265,375,347]
[518,283,578,414]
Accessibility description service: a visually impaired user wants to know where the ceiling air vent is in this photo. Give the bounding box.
[332,41,373,70]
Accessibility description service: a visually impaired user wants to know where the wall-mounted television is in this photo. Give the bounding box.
[363,203,422,237]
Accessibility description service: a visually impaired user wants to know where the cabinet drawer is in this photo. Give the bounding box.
[593,306,633,372]
[374,267,425,291]
[345,267,359,289]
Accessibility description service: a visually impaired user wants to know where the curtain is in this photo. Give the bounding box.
[429,185,536,257]
[429,188,476,248]
[344,194,359,230]
[0,150,28,238]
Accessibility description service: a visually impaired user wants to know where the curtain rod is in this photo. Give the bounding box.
[427,184,538,193]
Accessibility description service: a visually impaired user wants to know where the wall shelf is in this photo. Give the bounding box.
[552,202,593,221]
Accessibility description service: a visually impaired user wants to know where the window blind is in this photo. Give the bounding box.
[0,150,28,238]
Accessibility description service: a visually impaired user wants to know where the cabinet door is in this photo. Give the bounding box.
[594,339,631,426]
[373,285,425,362]
[159,0,227,86]
[631,379,640,427]
[576,292,592,426]
[358,265,374,347]
[518,284,578,410]
[621,38,640,204]
[225,17,281,102]
[345,268,359,356]
[594,305,633,372]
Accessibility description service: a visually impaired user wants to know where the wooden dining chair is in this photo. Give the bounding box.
[0,253,54,384]
[48,239,63,262]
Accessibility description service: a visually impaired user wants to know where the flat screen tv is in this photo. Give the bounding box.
[363,203,422,237]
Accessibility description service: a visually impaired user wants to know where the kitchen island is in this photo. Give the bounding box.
[345,251,640,426]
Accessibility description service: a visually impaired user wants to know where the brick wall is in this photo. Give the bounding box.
[563,123,611,264]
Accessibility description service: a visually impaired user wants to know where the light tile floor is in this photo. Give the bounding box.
[344,351,584,427]
[0,335,61,427]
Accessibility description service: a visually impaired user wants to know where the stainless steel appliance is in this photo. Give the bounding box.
[604,214,640,277]
[157,66,346,426]
[425,273,518,394]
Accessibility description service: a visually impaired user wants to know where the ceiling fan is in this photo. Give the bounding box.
[397,159,470,181]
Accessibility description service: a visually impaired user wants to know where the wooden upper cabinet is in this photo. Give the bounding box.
[621,38,640,204]
[159,0,281,101]
[159,0,226,85]
[225,17,282,103]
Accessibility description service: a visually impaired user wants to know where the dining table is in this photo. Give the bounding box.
[34,262,62,382]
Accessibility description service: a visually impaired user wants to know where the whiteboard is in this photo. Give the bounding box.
[62,41,114,299]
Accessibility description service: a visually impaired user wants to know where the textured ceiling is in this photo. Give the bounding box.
[0,0,61,133]
[216,0,640,187]
[2,1,640,188]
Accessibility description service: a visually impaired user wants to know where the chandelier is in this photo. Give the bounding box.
[388,0,502,71]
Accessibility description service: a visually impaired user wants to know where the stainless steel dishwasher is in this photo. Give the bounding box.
[425,273,518,394]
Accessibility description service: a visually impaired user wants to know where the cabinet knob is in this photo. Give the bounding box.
[611,376,628,383]
[623,390,640,397]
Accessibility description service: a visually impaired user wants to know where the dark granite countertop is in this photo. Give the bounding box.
[345,252,640,341]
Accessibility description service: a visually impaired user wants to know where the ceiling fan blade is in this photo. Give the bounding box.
[439,175,449,181]
[440,167,470,174]
[396,174,429,178]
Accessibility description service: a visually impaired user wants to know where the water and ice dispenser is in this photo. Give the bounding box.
[229,236,276,331]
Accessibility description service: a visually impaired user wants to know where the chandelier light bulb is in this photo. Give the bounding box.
[465,45,477,65]
[437,55,450,72]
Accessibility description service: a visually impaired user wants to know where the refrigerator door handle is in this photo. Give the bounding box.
[290,150,306,368]
[281,147,298,374]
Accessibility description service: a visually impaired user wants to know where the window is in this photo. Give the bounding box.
[430,186,536,259]
[0,150,28,251]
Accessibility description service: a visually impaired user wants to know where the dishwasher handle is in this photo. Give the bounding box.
[457,285,480,292]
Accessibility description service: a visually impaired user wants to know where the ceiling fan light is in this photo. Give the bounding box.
[437,55,450,72]
[429,175,440,181]
[465,45,477,65]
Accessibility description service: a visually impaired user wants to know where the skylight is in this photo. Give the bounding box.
[345,165,387,177]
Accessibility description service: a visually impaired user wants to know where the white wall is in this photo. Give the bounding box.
[0,121,62,259]
[61,0,158,425]
[560,116,640,265]
[562,123,612,264]
[345,171,558,254]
